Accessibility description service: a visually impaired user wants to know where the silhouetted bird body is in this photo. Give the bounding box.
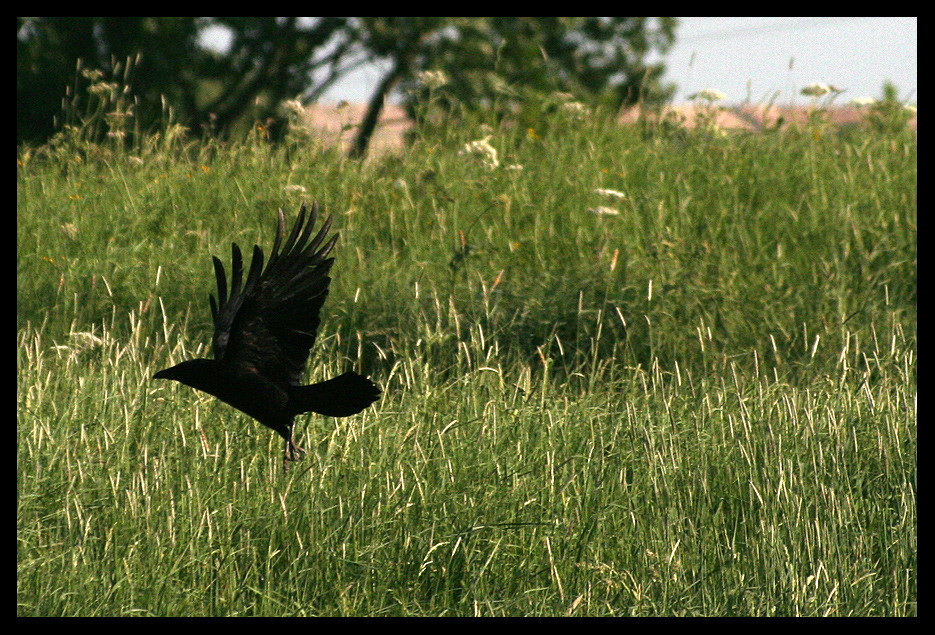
[154,203,380,470]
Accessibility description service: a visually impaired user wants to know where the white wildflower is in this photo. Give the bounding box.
[594,188,626,200]
[88,81,119,98]
[689,89,727,103]
[589,206,620,216]
[486,73,514,95]
[801,83,831,97]
[417,70,449,90]
[280,99,305,118]
[459,136,500,169]
[550,91,576,103]
[561,101,590,118]
[81,68,104,82]
[504,164,524,171]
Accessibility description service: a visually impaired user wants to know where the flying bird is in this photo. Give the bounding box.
[154,202,380,471]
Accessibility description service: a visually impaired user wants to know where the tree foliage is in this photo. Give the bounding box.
[17,17,353,144]
[347,17,676,156]
[17,17,677,155]
[414,18,675,108]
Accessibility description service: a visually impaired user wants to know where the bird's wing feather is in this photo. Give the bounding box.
[210,202,337,388]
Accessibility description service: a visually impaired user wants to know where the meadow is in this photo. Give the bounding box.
[17,93,916,615]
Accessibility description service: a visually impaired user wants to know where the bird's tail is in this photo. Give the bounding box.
[289,371,381,417]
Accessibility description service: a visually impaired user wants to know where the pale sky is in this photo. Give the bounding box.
[659,17,917,104]
[202,17,918,106]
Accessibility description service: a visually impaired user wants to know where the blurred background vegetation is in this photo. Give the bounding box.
[16,17,677,156]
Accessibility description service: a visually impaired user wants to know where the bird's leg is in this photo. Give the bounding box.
[282,429,306,473]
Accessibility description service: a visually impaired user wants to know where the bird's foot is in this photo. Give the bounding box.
[282,436,306,473]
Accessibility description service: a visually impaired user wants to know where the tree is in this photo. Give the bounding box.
[18,17,201,144]
[346,18,447,158]
[17,17,678,156]
[192,17,353,135]
[347,17,677,157]
[17,17,355,144]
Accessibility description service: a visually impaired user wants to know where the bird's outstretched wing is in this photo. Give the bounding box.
[209,202,338,388]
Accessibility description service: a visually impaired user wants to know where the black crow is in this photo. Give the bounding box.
[154,202,380,470]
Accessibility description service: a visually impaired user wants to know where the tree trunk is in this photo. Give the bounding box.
[348,57,404,160]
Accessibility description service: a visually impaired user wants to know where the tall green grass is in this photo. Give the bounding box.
[17,89,915,615]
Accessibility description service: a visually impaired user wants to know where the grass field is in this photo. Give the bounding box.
[17,91,916,615]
